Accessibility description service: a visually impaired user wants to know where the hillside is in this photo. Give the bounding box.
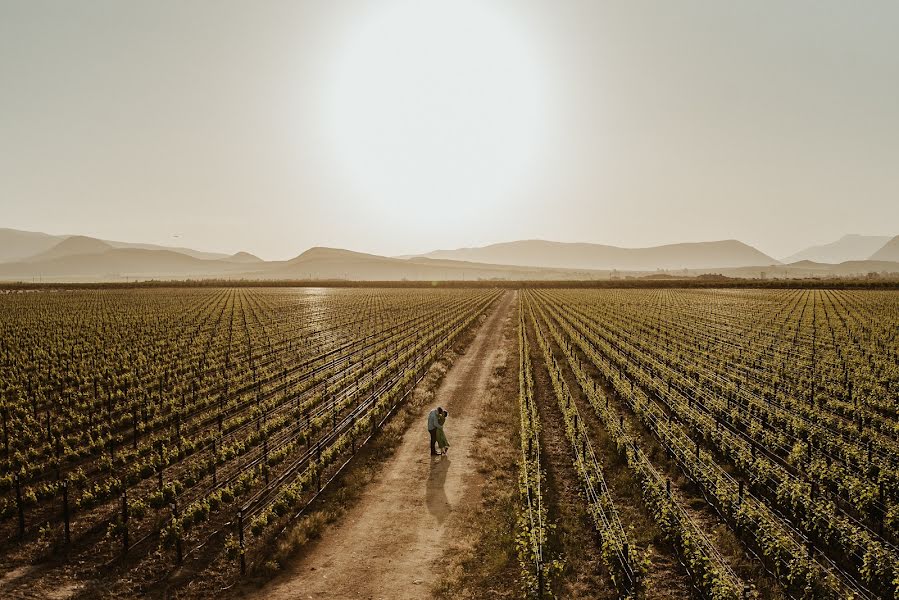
[0,228,66,263]
[2,229,896,283]
[225,251,263,263]
[0,228,233,263]
[870,235,899,262]
[261,247,610,281]
[24,236,113,262]
[0,248,246,281]
[417,239,778,271]
[103,240,231,260]
[0,244,613,282]
[783,234,893,263]
[702,259,899,279]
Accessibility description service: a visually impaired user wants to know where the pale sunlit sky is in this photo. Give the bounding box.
[1,1,897,260]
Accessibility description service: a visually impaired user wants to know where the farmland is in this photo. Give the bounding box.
[518,288,899,599]
[0,287,498,597]
[0,286,897,599]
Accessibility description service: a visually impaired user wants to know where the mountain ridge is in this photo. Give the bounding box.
[1,228,897,282]
[225,251,263,263]
[24,236,113,262]
[0,228,237,264]
[870,235,899,262]
[782,234,894,264]
[414,239,779,271]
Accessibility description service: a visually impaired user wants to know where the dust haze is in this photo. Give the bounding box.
[2,1,897,264]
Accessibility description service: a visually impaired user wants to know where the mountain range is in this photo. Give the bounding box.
[0,228,896,282]
[781,234,894,264]
[870,236,899,262]
[411,239,777,271]
[0,228,235,263]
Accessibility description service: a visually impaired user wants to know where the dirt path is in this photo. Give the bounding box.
[249,291,515,600]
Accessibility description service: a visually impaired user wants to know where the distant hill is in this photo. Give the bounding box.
[262,247,609,281]
[0,228,66,263]
[415,239,778,271]
[870,235,899,262]
[24,236,113,262]
[0,247,246,281]
[225,251,263,263]
[701,259,899,279]
[0,243,616,282]
[782,234,893,264]
[1,228,896,282]
[103,241,230,261]
[0,228,233,264]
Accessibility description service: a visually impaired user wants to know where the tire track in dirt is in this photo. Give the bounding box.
[247,291,515,600]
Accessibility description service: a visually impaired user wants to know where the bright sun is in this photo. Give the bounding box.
[322,0,549,231]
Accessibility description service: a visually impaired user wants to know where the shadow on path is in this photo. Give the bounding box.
[426,454,450,523]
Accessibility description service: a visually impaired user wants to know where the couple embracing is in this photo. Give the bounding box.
[427,407,450,456]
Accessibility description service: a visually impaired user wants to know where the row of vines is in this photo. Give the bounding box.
[515,288,897,599]
[0,287,498,595]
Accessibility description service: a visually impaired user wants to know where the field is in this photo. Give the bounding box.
[518,288,899,599]
[0,288,498,597]
[0,287,897,599]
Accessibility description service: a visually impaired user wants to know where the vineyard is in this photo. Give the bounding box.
[1,286,897,599]
[517,288,899,599]
[0,287,499,597]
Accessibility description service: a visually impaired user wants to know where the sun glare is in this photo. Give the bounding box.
[322,0,549,229]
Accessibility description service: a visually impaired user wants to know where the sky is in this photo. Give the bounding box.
[1,1,897,261]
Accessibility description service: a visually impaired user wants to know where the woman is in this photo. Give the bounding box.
[436,410,450,455]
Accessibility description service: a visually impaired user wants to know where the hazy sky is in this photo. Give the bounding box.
[1,1,897,260]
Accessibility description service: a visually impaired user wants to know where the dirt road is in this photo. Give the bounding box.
[250,290,515,600]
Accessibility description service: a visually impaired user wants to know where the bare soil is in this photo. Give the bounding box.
[431,292,520,599]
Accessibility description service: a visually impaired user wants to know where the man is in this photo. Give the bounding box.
[427,407,444,456]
